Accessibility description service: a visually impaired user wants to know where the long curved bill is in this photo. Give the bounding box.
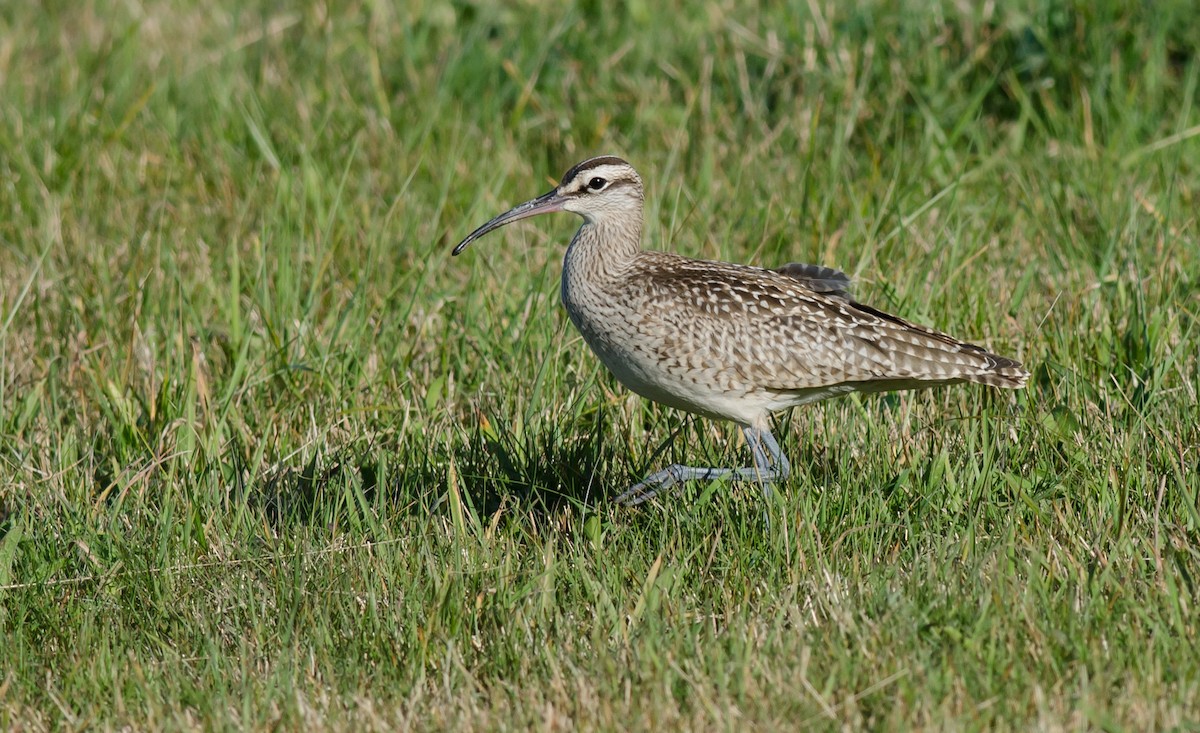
[451,188,565,256]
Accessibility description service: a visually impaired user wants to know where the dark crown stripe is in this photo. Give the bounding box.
[561,155,630,185]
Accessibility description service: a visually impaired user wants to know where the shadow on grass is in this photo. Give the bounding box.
[257,409,627,530]
[252,393,1032,532]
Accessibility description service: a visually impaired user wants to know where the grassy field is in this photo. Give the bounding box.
[2,0,1199,729]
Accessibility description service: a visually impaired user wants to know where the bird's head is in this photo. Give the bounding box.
[452,155,643,256]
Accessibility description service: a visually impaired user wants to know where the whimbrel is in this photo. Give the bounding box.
[452,156,1027,505]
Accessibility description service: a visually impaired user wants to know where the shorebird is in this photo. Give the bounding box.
[452,156,1027,505]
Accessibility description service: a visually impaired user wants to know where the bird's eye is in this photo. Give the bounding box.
[588,177,607,191]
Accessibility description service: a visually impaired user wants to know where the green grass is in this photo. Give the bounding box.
[2,0,1199,729]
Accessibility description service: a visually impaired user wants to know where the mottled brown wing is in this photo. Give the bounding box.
[763,294,1028,391]
[639,256,1026,393]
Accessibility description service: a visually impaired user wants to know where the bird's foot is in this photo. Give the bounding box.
[613,465,732,506]
[614,427,789,508]
[613,464,689,506]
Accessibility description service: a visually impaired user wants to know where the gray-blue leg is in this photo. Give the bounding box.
[614,426,790,506]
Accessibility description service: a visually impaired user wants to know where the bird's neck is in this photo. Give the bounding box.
[563,216,643,284]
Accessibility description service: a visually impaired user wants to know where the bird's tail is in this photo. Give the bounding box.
[961,353,1029,389]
